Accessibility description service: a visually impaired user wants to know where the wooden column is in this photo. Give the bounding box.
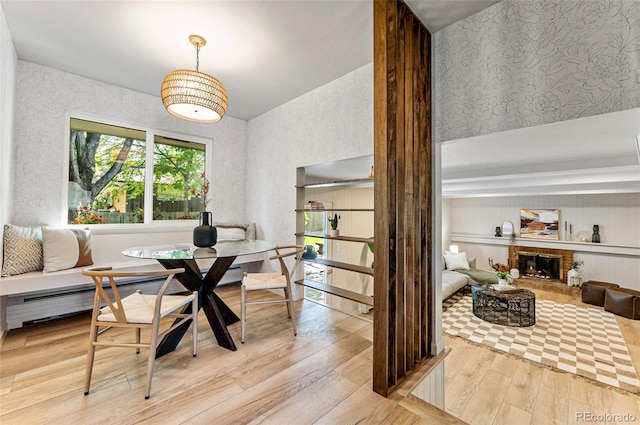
[373,0,432,396]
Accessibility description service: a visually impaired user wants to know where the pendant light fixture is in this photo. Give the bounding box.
[161,34,228,123]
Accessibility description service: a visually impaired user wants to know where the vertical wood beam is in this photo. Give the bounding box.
[373,0,432,397]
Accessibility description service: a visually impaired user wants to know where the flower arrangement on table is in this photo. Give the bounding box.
[189,172,210,211]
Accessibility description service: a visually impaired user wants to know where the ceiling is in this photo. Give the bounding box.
[302,109,640,197]
[8,1,635,197]
[440,108,640,197]
[1,0,498,121]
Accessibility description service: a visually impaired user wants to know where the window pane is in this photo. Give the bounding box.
[68,118,146,224]
[152,135,206,221]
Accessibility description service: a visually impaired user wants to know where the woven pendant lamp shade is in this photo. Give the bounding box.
[161,70,227,123]
[161,35,228,123]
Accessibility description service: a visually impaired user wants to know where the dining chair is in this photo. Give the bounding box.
[82,266,197,399]
[241,245,304,343]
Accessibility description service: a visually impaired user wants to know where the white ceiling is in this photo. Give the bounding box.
[441,109,640,197]
[302,109,640,196]
[7,1,635,196]
[1,0,498,121]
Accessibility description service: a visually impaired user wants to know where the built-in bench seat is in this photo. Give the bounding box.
[1,223,265,330]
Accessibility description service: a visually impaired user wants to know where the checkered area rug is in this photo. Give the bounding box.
[443,294,640,393]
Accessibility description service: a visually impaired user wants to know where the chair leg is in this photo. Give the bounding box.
[136,328,141,354]
[284,288,293,319]
[285,287,297,337]
[145,324,159,399]
[192,298,198,357]
[84,323,99,395]
[241,285,248,343]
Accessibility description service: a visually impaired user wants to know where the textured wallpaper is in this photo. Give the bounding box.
[246,63,374,243]
[434,0,640,142]
[0,6,17,232]
[13,62,248,227]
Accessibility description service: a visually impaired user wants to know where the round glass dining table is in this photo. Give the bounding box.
[122,240,276,262]
[122,240,276,354]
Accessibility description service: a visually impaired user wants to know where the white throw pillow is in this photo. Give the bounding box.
[214,224,248,241]
[42,228,94,272]
[444,251,470,270]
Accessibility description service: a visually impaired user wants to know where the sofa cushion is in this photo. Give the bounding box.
[42,227,94,272]
[1,224,43,276]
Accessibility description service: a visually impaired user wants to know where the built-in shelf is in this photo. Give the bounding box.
[305,258,374,276]
[295,279,373,306]
[298,177,374,189]
[296,208,374,212]
[296,165,374,307]
[450,233,640,257]
[297,232,373,244]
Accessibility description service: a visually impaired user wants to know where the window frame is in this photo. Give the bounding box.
[63,112,213,230]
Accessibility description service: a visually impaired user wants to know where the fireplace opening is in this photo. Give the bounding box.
[517,251,562,281]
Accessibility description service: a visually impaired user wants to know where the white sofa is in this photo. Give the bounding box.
[442,269,472,300]
[440,255,502,300]
[0,223,264,330]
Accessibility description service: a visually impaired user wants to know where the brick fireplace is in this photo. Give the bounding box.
[508,246,573,283]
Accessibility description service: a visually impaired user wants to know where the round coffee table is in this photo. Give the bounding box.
[473,287,536,327]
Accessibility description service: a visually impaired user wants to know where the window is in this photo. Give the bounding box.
[67,117,209,225]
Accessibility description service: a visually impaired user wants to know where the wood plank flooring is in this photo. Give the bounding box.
[444,288,640,425]
[1,284,639,424]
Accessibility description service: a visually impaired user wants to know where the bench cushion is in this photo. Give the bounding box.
[581,281,620,307]
[1,224,43,276]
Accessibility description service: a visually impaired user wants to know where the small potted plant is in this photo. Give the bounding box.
[328,213,340,237]
[496,271,509,286]
[567,259,584,287]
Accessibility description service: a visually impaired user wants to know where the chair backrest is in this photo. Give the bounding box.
[82,267,185,324]
[271,245,305,285]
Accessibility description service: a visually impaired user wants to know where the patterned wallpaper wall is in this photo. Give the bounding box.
[434,0,640,143]
[13,62,249,227]
[0,6,17,232]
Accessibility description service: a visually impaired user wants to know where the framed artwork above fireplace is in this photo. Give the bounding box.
[520,208,559,240]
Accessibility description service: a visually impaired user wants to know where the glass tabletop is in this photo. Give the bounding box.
[122,240,277,260]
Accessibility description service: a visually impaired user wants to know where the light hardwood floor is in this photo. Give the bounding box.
[444,288,640,425]
[1,284,639,424]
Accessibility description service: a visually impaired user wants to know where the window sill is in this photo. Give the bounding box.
[71,222,197,236]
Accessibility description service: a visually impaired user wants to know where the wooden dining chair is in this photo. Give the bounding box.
[240,245,304,343]
[82,267,197,399]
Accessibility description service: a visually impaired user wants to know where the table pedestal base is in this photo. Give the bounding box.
[156,256,239,357]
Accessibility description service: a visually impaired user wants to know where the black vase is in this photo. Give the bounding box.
[193,211,217,247]
[592,224,600,243]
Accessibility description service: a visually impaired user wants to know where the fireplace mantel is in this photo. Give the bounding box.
[450,234,640,257]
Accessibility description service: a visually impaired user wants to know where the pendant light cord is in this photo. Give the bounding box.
[195,44,200,72]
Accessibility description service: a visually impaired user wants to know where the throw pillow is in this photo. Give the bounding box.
[42,228,94,272]
[214,223,249,241]
[467,257,476,269]
[1,224,43,276]
[444,251,470,270]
